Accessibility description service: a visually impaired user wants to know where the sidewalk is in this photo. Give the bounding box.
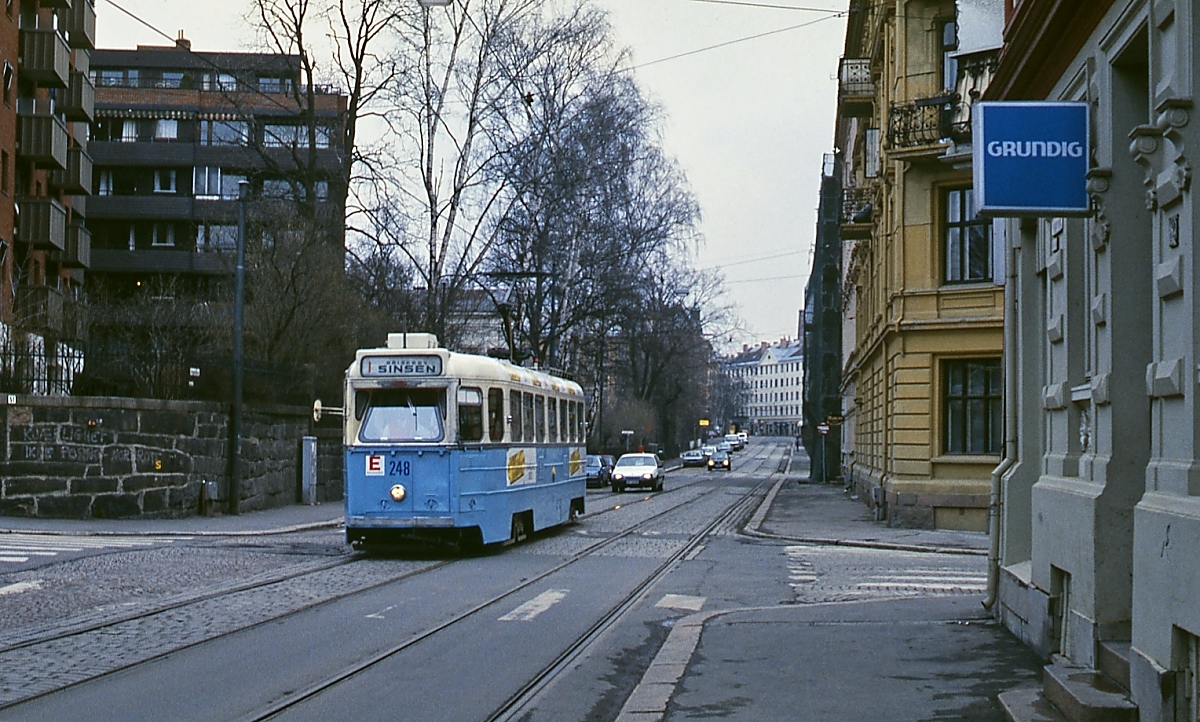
[0,502,343,537]
[617,465,1038,722]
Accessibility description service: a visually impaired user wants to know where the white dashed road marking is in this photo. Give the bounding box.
[0,581,42,597]
[0,534,189,566]
[499,589,569,621]
[656,594,705,612]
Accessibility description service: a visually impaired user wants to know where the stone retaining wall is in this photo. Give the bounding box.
[0,395,344,519]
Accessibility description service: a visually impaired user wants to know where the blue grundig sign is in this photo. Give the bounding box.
[973,101,1090,217]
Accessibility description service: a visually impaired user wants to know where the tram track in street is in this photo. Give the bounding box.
[0,443,789,715]
[246,445,787,721]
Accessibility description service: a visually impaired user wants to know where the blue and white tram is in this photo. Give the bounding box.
[343,333,587,548]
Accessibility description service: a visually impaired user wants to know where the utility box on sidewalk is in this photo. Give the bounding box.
[299,436,318,504]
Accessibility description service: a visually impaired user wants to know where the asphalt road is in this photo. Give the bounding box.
[0,439,1042,721]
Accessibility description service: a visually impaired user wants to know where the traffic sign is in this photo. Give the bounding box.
[817,423,830,435]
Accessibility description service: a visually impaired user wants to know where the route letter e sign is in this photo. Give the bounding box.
[973,101,1090,217]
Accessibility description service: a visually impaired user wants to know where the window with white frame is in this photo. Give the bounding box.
[153,169,177,193]
[194,166,220,199]
[203,73,237,91]
[154,119,178,141]
[201,119,247,146]
[197,224,237,252]
[121,119,138,143]
[97,169,113,196]
[151,224,175,247]
[944,187,992,283]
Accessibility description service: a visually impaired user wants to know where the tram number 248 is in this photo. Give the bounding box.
[366,455,411,477]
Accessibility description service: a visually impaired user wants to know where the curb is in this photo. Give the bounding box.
[0,517,344,539]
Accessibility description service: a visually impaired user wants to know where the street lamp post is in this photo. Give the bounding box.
[229,180,249,515]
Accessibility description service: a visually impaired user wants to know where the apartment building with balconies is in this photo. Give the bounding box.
[86,38,346,300]
[834,0,1003,530]
[0,0,94,394]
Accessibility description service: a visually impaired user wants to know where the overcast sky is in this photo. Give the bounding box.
[96,0,846,349]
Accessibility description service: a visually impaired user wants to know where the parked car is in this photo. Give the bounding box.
[585,454,611,488]
[611,453,664,493]
[680,449,707,467]
[707,450,732,471]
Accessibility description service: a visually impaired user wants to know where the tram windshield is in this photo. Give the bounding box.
[358,388,445,443]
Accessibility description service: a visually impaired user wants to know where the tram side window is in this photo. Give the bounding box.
[534,396,546,442]
[523,392,535,442]
[548,398,558,442]
[575,401,585,441]
[359,389,445,443]
[488,388,505,442]
[510,391,523,443]
[567,402,577,443]
[458,387,483,442]
[559,400,568,442]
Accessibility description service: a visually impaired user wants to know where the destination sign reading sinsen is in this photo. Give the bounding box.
[361,355,443,377]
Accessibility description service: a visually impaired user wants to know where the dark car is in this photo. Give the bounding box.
[680,449,706,467]
[707,450,732,471]
[585,454,611,488]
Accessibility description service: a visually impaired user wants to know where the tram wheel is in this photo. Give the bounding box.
[510,512,530,544]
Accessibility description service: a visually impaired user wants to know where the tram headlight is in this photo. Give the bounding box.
[389,484,407,502]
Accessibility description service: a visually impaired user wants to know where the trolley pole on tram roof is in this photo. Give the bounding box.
[229,180,249,515]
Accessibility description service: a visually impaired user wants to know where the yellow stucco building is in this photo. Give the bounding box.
[836,0,1004,530]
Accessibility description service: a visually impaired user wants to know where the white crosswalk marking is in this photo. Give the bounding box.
[784,545,987,599]
[0,534,189,567]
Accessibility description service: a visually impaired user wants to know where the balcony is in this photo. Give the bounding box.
[840,186,875,240]
[838,58,874,118]
[62,70,95,122]
[887,96,953,154]
[18,111,69,169]
[945,49,1000,145]
[39,0,71,9]
[90,249,230,276]
[88,195,194,221]
[62,222,91,268]
[19,28,70,88]
[17,197,68,251]
[58,0,96,50]
[50,146,93,194]
[15,284,64,336]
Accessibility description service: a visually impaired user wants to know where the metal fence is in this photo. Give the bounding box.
[0,343,315,405]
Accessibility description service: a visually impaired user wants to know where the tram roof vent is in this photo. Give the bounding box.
[387,332,440,350]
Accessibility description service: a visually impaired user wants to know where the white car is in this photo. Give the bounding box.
[611,453,664,493]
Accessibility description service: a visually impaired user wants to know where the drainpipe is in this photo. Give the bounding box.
[984,220,1018,610]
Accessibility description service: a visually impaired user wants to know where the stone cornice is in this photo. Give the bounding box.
[986,0,1116,100]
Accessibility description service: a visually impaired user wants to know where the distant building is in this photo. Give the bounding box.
[723,338,803,437]
[0,0,94,394]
